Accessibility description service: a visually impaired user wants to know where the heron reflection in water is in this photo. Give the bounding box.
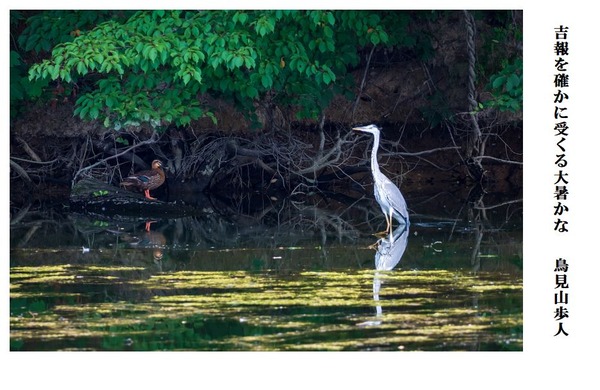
[353,124,409,238]
[373,224,410,317]
[358,224,409,327]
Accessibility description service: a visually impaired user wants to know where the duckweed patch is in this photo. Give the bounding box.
[11,263,522,351]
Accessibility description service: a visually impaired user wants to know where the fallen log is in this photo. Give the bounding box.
[69,178,195,218]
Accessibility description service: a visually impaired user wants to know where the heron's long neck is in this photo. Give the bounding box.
[370,132,380,174]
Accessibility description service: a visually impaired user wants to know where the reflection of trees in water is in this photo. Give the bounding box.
[404,185,522,274]
[10,204,77,248]
[9,197,365,259]
[10,190,522,319]
[364,187,522,326]
[460,187,523,274]
[10,185,522,275]
[170,202,361,250]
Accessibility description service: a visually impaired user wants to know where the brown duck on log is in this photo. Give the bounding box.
[120,159,166,200]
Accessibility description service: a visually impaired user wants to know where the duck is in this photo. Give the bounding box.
[120,159,166,200]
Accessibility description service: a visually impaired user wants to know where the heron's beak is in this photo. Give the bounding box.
[352,126,366,131]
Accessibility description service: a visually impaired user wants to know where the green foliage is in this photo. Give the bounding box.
[10,50,49,117]
[27,10,417,130]
[485,58,522,112]
[17,10,520,130]
[421,90,455,128]
[475,11,522,113]
[10,11,131,118]
[17,10,132,54]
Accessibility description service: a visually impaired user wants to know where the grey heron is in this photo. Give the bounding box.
[353,124,409,236]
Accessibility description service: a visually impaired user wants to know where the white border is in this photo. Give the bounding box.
[3,1,598,388]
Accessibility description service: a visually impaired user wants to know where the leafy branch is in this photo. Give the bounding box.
[26,10,414,130]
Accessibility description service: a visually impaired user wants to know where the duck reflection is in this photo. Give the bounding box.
[371,224,409,322]
[129,220,167,269]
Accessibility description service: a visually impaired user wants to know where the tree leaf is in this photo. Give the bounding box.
[261,74,272,88]
[492,75,506,90]
[77,61,87,75]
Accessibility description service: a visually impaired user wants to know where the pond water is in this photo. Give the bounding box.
[10,191,522,351]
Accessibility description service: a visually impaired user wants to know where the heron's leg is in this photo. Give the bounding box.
[367,237,383,250]
[374,209,393,238]
[388,207,394,241]
[382,210,390,234]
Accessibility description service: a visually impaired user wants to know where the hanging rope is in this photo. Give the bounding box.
[464,10,479,119]
[463,10,484,180]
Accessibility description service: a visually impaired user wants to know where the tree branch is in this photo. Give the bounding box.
[474,155,523,165]
[71,133,159,187]
[352,45,376,120]
[16,136,42,162]
[397,146,461,157]
[10,159,32,183]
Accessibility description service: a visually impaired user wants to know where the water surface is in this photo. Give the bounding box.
[10,194,522,351]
